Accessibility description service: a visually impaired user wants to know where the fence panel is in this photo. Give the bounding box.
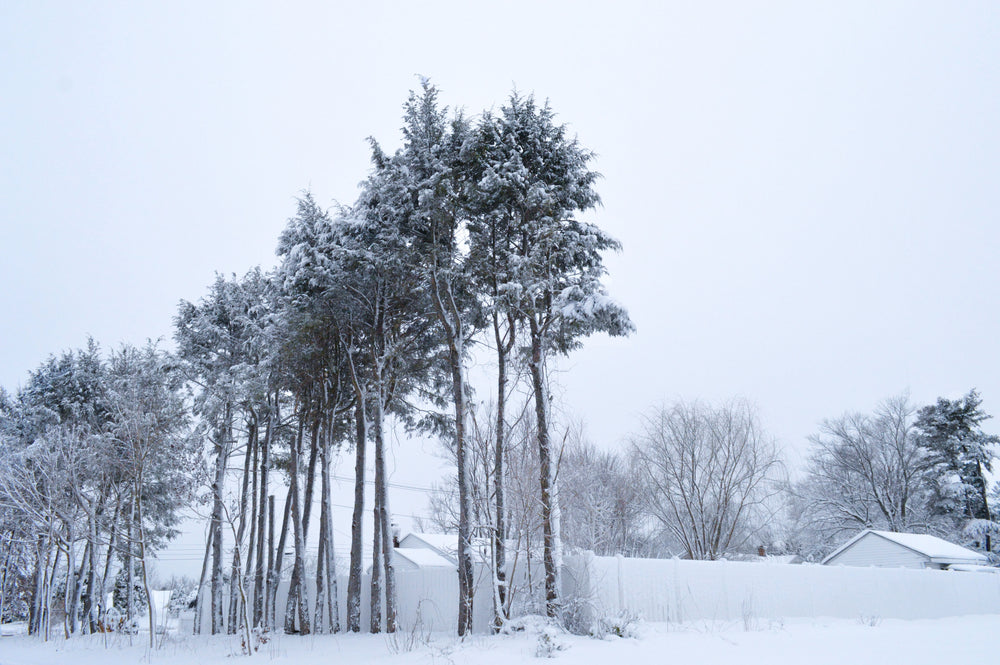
[563,553,1000,628]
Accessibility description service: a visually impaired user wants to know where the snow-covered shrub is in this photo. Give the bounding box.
[535,625,569,658]
[501,614,551,635]
[163,575,197,617]
[560,594,595,635]
[501,615,570,658]
[241,626,269,654]
[591,609,641,639]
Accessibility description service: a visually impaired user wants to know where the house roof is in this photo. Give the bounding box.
[402,533,459,558]
[399,532,501,564]
[822,529,989,566]
[393,547,456,569]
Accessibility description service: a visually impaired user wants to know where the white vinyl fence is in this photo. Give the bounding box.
[191,552,1000,634]
[562,552,1000,627]
[191,561,540,634]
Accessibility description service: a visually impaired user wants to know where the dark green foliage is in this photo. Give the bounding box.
[915,389,998,523]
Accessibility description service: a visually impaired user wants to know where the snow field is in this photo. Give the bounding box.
[1,615,998,665]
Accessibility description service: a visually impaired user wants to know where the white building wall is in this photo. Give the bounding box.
[825,532,930,568]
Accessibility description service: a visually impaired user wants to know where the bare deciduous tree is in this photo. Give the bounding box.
[559,431,655,557]
[791,394,932,554]
[633,400,783,560]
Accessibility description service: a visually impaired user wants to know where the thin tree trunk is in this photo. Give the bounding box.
[313,509,327,633]
[193,523,214,634]
[530,320,561,619]
[346,361,367,633]
[210,405,232,634]
[265,493,275,629]
[101,496,121,610]
[373,394,397,633]
[492,313,514,631]
[314,420,339,633]
[253,409,271,627]
[267,392,289,631]
[44,538,58,641]
[127,499,135,636]
[233,542,253,654]
[268,483,292,630]
[29,535,43,635]
[135,481,156,649]
[86,504,104,633]
[284,415,310,635]
[322,420,340,633]
[70,539,88,635]
[428,262,474,636]
[301,418,320,543]
[63,524,76,637]
[450,345,475,636]
[0,533,11,627]
[369,485,382,634]
[228,422,256,634]
[245,427,258,627]
[0,533,11,629]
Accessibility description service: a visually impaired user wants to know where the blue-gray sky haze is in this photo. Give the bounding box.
[3,1,1000,488]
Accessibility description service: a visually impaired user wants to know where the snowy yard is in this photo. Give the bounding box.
[1,615,998,665]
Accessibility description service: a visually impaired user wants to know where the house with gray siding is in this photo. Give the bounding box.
[822,530,988,570]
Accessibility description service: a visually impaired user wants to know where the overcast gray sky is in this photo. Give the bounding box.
[3,0,1000,483]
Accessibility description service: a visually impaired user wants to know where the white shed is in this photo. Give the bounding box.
[397,532,497,565]
[391,547,456,572]
[398,532,460,563]
[822,530,988,569]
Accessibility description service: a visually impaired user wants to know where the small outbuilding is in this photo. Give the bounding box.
[391,547,456,572]
[398,532,461,563]
[397,532,499,566]
[822,529,989,570]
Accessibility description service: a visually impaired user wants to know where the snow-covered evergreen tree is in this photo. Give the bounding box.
[914,390,998,537]
[473,92,633,619]
[361,80,482,635]
[175,271,275,635]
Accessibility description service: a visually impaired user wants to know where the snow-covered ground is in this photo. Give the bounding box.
[1,615,997,665]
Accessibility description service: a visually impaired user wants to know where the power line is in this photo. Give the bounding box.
[220,466,444,494]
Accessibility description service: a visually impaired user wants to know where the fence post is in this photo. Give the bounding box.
[616,554,625,612]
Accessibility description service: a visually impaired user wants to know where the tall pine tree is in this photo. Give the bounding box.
[915,390,998,528]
